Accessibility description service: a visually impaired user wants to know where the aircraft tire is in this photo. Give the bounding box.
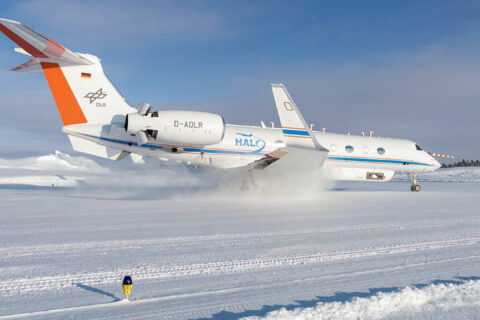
[411,184,421,192]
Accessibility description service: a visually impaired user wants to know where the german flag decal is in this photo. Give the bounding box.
[81,72,91,79]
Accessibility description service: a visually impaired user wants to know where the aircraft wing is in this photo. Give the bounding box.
[271,83,328,152]
[251,84,329,173]
[251,146,327,174]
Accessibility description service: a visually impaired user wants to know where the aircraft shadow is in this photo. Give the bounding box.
[195,276,480,320]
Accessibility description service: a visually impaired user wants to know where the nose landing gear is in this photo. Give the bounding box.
[409,173,421,192]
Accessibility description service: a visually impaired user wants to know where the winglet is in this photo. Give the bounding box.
[271,83,328,152]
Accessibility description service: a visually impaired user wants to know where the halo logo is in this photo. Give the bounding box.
[235,133,265,153]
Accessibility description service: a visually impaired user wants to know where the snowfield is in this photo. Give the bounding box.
[0,152,479,319]
[244,279,480,320]
[394,167,480,183]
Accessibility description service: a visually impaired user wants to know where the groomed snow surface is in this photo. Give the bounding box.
[245,280,480,320]
[0,152,479,320]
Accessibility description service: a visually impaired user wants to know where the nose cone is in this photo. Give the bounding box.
[430,155,441,170]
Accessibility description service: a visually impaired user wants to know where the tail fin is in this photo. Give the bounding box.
[0,18,135,125]
[271,83,328,151]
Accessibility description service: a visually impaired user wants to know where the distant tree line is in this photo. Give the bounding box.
[441,159,480,168]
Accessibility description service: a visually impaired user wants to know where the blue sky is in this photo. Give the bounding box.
[0,0,479,159]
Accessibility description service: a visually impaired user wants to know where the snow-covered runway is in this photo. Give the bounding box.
[0,153,479,319]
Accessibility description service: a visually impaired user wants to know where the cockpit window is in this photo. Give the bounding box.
[415,144,423,151]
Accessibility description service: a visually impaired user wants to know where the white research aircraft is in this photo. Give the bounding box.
[0,18,444,192]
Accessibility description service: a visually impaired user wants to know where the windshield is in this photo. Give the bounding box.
[415,144,423,151]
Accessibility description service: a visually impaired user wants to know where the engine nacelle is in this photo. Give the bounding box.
[125,110,225,146]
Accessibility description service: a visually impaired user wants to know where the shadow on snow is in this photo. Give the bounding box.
[196,276,480,320]
[75,283,121,302]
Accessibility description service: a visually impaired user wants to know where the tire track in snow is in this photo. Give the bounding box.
[1,237,479,295]
[2,218,478,259]
[1,255,479,320]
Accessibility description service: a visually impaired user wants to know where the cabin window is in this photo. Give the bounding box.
[363,146,369,154]
[415,144,423,151]
[377,147,385,155]
[330,144,337,151]
[345,145,354,153]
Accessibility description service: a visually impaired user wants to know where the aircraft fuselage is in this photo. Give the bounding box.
[63,123,440,181]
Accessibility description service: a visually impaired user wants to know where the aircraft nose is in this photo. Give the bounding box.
[431,156,441,169]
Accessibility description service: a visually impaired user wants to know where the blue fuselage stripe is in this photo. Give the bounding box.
[183,148,264,155]
[327,156,431,166]
[77,132,431,165]
[282,129,310,136]
[82,133,264,155]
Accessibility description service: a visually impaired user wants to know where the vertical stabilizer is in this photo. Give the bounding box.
[40,56,136,125]
[0,18,136,126]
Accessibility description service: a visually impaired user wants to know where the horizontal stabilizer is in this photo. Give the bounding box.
[10,58,42,73]
[0,18,93,65]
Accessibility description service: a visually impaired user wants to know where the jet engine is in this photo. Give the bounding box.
[125,103,226,146]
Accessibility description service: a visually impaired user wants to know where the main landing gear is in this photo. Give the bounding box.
[409,173,421,192]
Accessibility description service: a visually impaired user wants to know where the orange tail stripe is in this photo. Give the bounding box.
[41,62,87,125]
[47,37,65,50]
[0,23,48,58]
[283,135,312,139]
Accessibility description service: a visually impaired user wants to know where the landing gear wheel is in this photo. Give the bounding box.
[410,184,421,192]
[408,173,421,192]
